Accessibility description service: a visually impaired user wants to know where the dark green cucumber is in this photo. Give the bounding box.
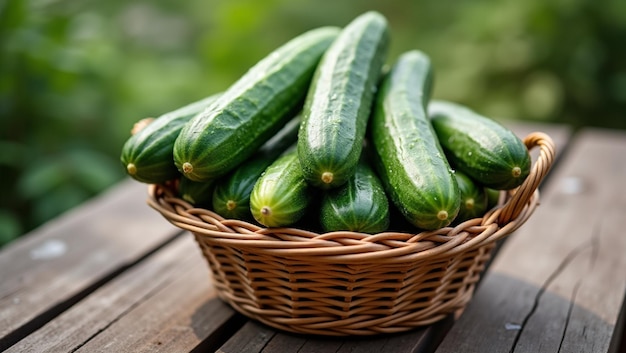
[320,158,389,234]
[428,100,531,190]
[178,177,216,207]
[174,27,340,182]
[453,171,488,223]
[298,11,389,189]
[120,93,221,184]
[485,187,501,209]
[212,115,301,220]
[250,149,311,227]
[370,50,460,230]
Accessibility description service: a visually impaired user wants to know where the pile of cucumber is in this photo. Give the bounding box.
[120,11,531,233]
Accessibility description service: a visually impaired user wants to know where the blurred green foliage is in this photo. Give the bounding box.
[1,0,625,246]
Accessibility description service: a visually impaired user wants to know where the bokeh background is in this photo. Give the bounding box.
[1,0,625,246]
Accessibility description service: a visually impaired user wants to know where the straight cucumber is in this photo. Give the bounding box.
[174,27,340,181]
[298,11,389,189]
[320,158,389,234]
[212,115,301,220]
[250,149,311,227]
[428,100,531,190]
[120,93,220,184]
[370,50,460,230]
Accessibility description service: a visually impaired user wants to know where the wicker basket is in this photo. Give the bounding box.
[147,132,555,336]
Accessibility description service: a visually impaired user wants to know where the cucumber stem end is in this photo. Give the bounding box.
[511,166,522,178]
[436,210,449,221]
[126,163,137,175]
[182,162,193,174]
[321,172,334,185]
[226,200,237,211]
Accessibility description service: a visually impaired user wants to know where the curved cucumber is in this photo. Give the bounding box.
[212,115,301,220]
[428,100,531,190]
[173,27,340,182]
[298,11,389,189]
[250,149,311,227]
[453,171,488,223]
[120,93,220,184]
[320,158,389,234]
[370,50,460,230]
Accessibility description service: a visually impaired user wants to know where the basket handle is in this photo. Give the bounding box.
[496,131,556,225]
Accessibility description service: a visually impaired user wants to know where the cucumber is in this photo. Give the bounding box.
[428,100,531,190]
[453,171,488,223]
[173,27,340,182]
[298,11,389,189]
[212,115,301,220]
[369,50,460,230]
[250,149,311,227]
[320,158,389,234]
[485,187,501,209]
[120,93,221,184]
[178,177,216,207]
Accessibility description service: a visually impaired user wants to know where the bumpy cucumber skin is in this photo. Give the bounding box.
[250,149,311,227]
[453,171,488,223]
[120,93,220,184]
[212,116,301,221]
[428,100,531,190]
[178,177,216,207]
[174,27,340,182]
[320,158,389,234]
[370,50,460,230]
[298,11,389,189]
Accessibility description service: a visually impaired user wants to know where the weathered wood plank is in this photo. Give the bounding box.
[0,179,180,350]
[218,317,453,353]
[6,233,242,352]
[436,128,626,353]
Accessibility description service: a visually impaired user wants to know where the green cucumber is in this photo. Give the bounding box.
[212,115,301,220]
[370,50,460,230]
[298,11,389,189]
[320,158,389,234]
[250,149,311,227]
[428,100,531,190]
[178,177,216,207]
[485,187,501,209]
[453,171,488,223]
[173,27,340,182]
[120,93,221,184]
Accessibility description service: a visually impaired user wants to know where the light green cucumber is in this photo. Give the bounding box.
[173,26,340,182]
[298,11,389,189]
[370,50,460,230]
[212,115,301,220]
[250,149,311,227]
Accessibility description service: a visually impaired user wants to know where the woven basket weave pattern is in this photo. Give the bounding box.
[148,132,555,336]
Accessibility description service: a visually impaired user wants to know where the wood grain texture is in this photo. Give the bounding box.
[218,316,453,353]
[0,179,181,350]
[436,128,626,353]
[6,233,242,353]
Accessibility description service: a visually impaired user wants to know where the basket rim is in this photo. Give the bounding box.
[146,131,555,263]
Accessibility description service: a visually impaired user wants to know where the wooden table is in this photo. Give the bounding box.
[1,122,625,353]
